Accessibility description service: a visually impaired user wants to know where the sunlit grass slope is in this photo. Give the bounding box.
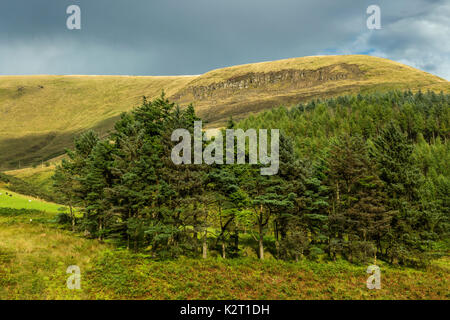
[0,187,61,212]
[175,55,449,126]
[0,75,196,169]
[0,213,105,299]
[186,55,448,86]
[1,55,448,170]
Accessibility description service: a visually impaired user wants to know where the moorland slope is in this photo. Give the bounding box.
[1,55,448,169]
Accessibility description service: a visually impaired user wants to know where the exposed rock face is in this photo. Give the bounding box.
[172,63,364,101]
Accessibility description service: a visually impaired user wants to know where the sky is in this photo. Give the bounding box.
[0,0,449,79]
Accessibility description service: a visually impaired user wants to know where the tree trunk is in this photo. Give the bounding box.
[219,207,225,259]
[69,205,75,232]
[259,231,264,260]
[336,182,340,202]
[258,205,265,260]
[193,211,198,242]
[234,224,239,251]
[274,221,280,258]
[221,242,226,259]
[258,219,264,260]
[98,218,103,241]
[202,230,208,259]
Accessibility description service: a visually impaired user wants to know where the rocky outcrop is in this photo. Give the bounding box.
[172,63,364,101]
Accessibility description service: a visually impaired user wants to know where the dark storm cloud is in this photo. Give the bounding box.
[0,0,448,78]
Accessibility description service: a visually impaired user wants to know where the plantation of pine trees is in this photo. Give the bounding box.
[53,90,449,267]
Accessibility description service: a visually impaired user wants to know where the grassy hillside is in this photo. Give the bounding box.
[0,187,61,212]
[1,55,449,170]
[173,55,449,126]
[0,75,195,170]
[0,204,448,299]
[4,165,57,197]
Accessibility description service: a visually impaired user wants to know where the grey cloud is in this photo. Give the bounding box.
[0,0,448,79]
[360,0,450,79]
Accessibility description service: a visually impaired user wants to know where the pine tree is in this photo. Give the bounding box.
[327,134,391,262]
[53,131,99,232]
[371,123,427,265]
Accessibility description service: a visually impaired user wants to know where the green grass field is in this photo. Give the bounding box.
[0,187,61,212]
[0,194,448,300]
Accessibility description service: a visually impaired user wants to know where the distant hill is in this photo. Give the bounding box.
[1,55,448,170]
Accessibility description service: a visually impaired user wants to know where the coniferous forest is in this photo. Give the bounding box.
[53,90,449,267]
